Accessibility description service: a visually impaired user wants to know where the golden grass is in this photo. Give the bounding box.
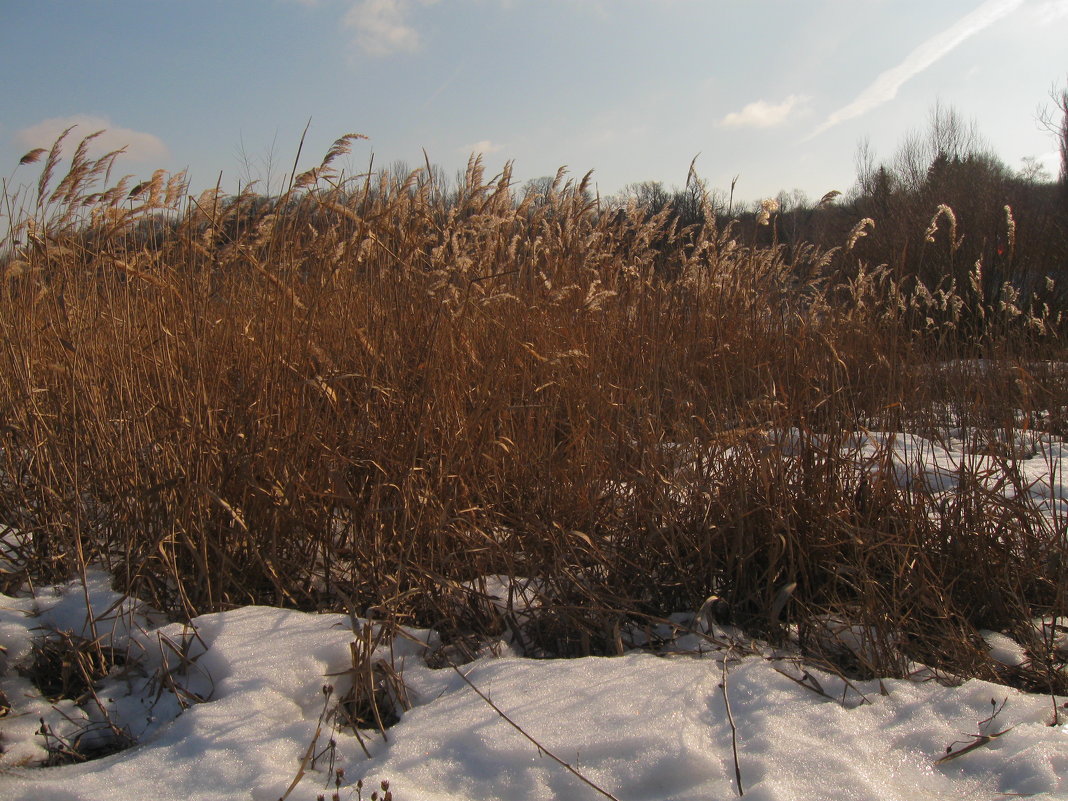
[1,132,1066,691]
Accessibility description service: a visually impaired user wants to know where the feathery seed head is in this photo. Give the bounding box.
[19,148,48,166]
[846,218,875,250]
[1003,205,1016,254]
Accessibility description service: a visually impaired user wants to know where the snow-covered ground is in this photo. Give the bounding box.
[2,571,1067,801]
[2,428,1067,800]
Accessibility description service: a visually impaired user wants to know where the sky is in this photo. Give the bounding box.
[2,0,1067,205]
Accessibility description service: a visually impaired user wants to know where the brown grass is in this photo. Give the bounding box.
[1,132,1066,692]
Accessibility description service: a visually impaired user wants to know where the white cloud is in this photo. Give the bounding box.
[720,95,807,129]
[810,0,1025,138]
[462,139,505,156]
[1033,0,1068,22]
[344,0,438,57]
[16,115,168,163]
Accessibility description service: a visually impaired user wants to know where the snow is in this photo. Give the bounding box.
[2,428,1068,800]
[3,578,1067,800]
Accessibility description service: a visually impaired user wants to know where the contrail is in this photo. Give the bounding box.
[808,0,1025,138]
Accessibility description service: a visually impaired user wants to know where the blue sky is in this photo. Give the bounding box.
[3,0,1067,204]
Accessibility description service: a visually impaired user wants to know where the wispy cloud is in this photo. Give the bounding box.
[461,139,505,156]
[1033,0,1068,22]
[344,0,438,57]
[16,115,168,162]
[810,0,1025,138]
[720,95,807,129]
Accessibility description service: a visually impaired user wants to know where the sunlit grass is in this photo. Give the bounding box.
[1,131,1066,693]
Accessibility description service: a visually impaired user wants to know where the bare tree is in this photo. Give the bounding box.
[851,136,878,200]
[927,101,984,163]
[886,102,989,194]
[621,181,671,215]
[522,176,556,207]
[1017,156,1051,184]
[1038,80,1068,195]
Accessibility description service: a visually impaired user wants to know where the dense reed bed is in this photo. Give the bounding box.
[1,130,1066,690]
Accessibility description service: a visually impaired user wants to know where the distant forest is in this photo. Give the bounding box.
[611,100,1068,298]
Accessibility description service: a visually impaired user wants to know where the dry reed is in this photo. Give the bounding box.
[1,132,1066,692]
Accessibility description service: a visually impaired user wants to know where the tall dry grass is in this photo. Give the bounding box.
[1,131,1066,691]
